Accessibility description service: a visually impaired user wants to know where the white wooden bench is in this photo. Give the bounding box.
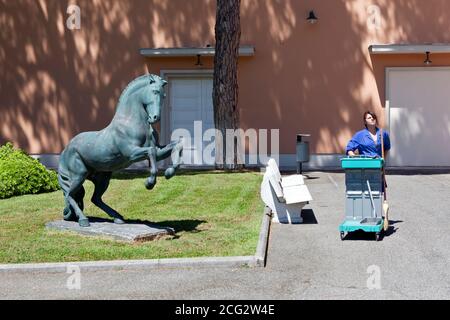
[261,158,313,224]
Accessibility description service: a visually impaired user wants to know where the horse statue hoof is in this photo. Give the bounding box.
[63,208,77,221]
[114,218,125,224]
[145,180,155,190]
[165,167,175,179]
[78,218,90,227]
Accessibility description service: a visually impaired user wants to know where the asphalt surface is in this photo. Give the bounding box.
[1,171,449,300]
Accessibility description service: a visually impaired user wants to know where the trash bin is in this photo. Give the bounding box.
[296,134,310,174]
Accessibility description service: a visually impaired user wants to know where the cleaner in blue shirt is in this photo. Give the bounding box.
[346,111,391,158]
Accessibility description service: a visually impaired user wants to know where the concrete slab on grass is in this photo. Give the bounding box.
[46,220,175,242]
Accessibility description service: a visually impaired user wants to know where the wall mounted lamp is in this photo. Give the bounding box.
[307,10,318,24]
[424,51,432,65]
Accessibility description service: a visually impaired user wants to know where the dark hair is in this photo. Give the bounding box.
[363,111,378,128]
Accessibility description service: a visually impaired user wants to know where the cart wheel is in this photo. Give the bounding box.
[375,232,381,242]
[340,231,345,241]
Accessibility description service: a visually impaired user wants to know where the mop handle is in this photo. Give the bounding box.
[366,180,376,218]
[380,128,387,200]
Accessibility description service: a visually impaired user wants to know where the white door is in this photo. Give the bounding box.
[169,78,215,166]
[387,68,450,167]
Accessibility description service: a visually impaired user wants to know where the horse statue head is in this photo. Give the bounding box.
[58,74,183,227]
[141,75,167,124]
[116,74,168,125]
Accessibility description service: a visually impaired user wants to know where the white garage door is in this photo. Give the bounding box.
[169,77,215,166]
[387,68,450,167]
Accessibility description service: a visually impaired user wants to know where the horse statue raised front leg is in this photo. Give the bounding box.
[57,74,183,227]
[148,127,183,181]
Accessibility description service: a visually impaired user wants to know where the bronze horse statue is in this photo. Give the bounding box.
[58,74,183,227]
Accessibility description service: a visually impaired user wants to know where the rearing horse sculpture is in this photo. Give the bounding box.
[58,74,183,227]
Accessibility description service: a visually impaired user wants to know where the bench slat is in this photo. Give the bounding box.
[283,185,313,204]
[281,175,305,187]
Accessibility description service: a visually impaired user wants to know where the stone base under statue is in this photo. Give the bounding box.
[46,219,175,242]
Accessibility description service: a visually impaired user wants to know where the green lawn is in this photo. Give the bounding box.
[0,171,264,263]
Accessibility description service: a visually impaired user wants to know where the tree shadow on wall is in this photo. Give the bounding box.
[1,0,448,158]
[0,0,215,153]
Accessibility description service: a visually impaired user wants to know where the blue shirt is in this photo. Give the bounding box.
[346,128,391,157]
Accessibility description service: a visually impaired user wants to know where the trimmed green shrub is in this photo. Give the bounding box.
[0,142,59,199]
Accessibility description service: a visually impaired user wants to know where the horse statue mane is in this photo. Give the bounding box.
[117,74,162,106]
[58,74,183,227]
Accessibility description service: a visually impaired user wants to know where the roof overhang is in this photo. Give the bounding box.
[139,45,255,57]
[369,44,450,54]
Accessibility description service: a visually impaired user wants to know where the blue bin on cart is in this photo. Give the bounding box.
[339,156,385,241]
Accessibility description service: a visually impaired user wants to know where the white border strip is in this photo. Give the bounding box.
[0,256,256,273]
[255,206,272,267]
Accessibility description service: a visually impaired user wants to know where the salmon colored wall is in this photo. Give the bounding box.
[0,0,215,154]
[238,0,450,154]
[2,0,450,154]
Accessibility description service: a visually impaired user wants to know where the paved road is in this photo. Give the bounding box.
[1,172,449,299]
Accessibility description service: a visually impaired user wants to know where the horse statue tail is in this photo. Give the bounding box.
[57,150,77,221]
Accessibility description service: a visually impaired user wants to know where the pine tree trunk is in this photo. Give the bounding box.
[213,0,241,170]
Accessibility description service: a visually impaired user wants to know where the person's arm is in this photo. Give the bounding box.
[346,133,360,156]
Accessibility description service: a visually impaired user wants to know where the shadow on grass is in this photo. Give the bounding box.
[156,220,208,239]
[87,216,206,237]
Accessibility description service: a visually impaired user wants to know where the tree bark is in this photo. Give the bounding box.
[213,0,241,170]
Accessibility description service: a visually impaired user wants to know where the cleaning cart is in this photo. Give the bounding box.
[339,156,385,241]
